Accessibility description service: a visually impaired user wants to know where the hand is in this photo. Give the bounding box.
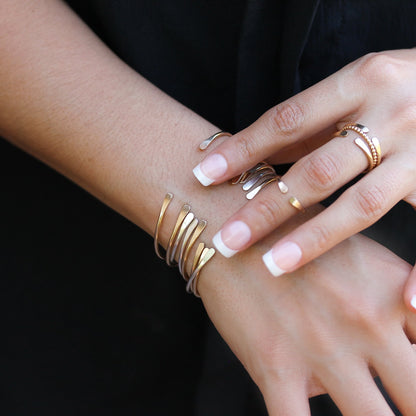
[199,207,416,415]
[192,49,416,278]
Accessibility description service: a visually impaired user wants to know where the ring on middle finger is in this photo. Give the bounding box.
[336,123,382,172]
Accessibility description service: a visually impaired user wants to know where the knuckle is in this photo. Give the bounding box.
[353,184,387,221]
[399,154,416,176]
[343,303,383,336]
[301,152,341,192]
[309,224,332,252]
[234,134,258,161]
[252,337,305,391]
[357,52,402,86]
[397,102,416,128]
[254,196,283,228]
[333,293,389,346]
[249,336,286,386]
[267,100,305,137]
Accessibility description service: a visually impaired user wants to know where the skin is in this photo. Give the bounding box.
[201,207,416,415]
[0,1,415,414]
[192,49,416,310]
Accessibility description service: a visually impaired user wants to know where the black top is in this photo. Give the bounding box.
[0,1,415,415]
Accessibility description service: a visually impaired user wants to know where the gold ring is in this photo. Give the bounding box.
[199,132,279,200]
[337,123,382,172]
[232,162,278,200]
[289,196,305,213]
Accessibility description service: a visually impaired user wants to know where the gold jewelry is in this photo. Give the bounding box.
[179,219,207,280]
[198,132,279,200]
[166,204,192,266]
[168,211,195,266]
[289,196,305,213]
[337,123,382,171]
[153,193,215,297]
[233,162,279,200]
[186,244,216,297]
[153,192,173,259]
[177,217,199,278]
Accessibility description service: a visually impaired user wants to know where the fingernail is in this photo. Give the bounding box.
[212,221,251,258]
[193,154,228,186]
[262,242,302,277]
[411,294,416,311]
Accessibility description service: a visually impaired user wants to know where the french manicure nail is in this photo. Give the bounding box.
[192,154,228,186]
[212,221,251,258]
[262,242,302,277]
[411,294,416,311]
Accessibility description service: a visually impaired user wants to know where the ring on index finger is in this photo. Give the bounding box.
[199,131,280,200]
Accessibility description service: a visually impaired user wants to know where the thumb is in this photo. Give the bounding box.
[403,262,416,313]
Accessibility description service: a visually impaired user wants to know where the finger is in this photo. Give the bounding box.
[267,125,336,165]
[320,362,395,416]
[403,263,416,313]
[210,131,368,258]
[262,155,413,276]
[192,68,361,186]
[405,305,416,344]
[261,379,311,416]
[371,332,416,416]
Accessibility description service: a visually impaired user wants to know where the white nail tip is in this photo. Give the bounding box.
[193,164,214,186]
[212,231,238,258]
[262,250,285,277]
[411,295,416,311]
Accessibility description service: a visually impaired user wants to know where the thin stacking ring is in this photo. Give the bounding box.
[231,162,279,200]
[289,196,305,213]
[337,123,382,172]
[199,131,279,200]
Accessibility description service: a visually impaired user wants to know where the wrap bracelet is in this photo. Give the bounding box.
[153,193,215,297]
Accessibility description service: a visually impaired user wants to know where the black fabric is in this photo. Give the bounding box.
[1,1,415,414]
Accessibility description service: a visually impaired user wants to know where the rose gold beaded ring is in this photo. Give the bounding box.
[336,123,382,172]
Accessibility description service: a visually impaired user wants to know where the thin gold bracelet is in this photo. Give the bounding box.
[153,193,173,259]
[179,219,207,281]
[165,204,191,266]
[186,245,216,297]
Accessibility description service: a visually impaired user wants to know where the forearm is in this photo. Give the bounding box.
[0,0,245,247]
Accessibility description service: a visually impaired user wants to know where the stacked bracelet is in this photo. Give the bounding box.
[153,193,215,297]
